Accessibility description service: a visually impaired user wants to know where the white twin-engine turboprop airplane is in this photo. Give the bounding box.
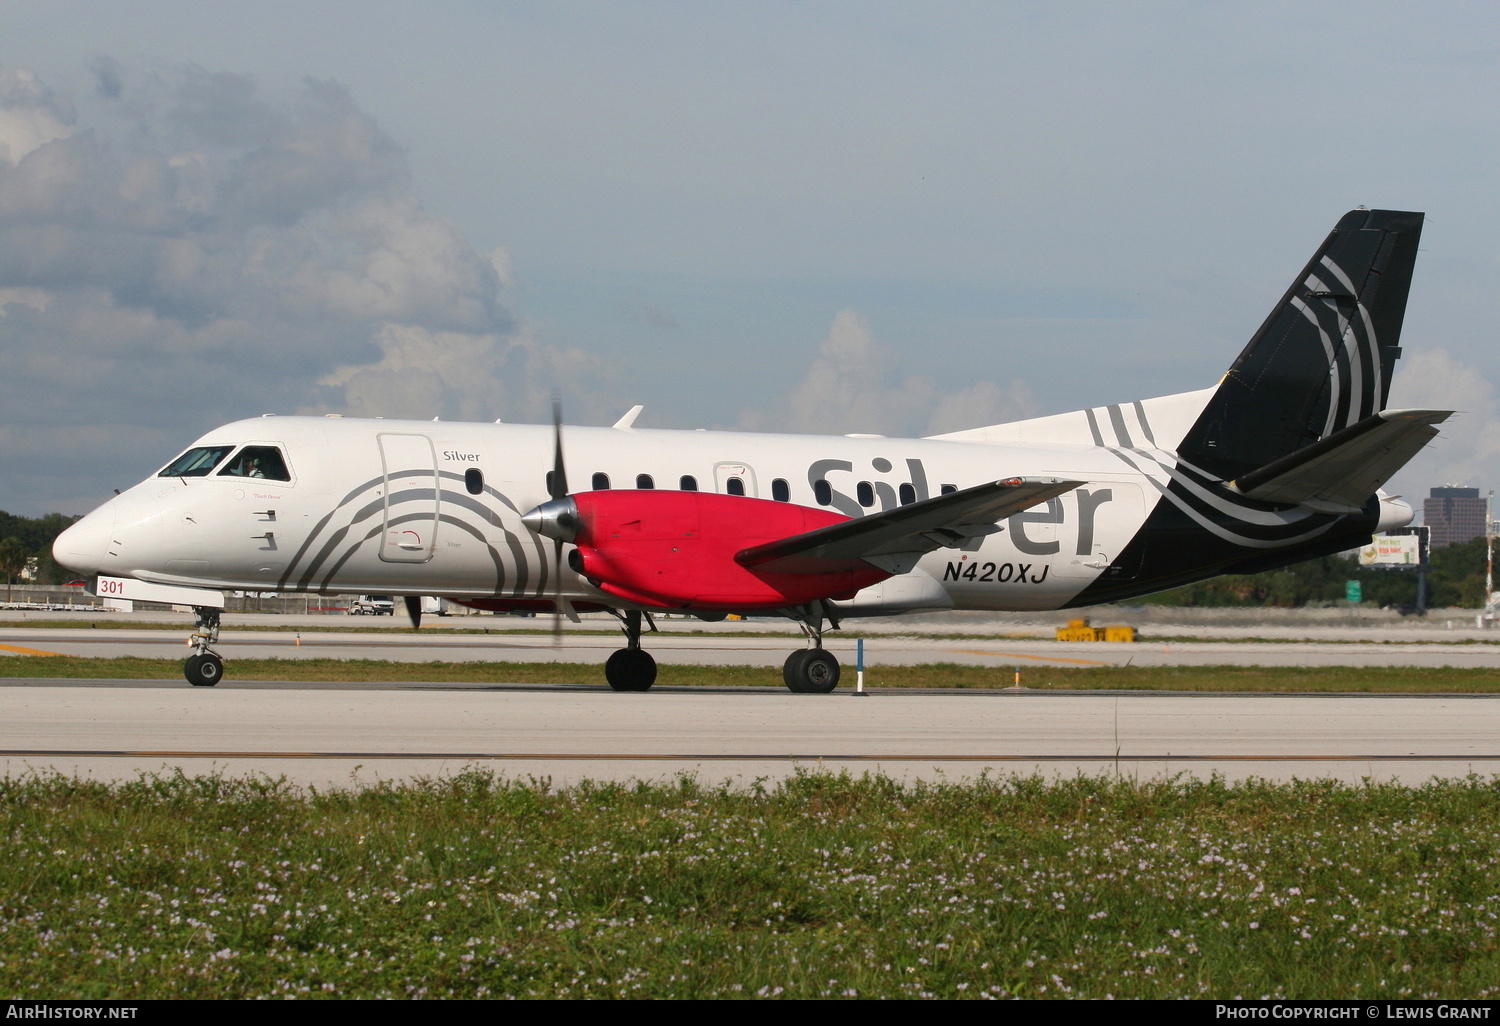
[54,208,1448,692]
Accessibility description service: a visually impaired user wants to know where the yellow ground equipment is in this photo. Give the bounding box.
[1055,618,1135,642]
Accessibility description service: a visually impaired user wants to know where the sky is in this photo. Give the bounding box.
[2,1,1498,516]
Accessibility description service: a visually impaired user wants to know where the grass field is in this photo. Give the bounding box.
[4,654,1500,691]
[3,770,1498,999]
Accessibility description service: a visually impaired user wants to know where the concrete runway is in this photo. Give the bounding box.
[8,622,1500,668]
[6,615,1500,789]
[4,677,1500,788]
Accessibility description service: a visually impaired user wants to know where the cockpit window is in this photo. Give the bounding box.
[159,445,234,478]
[217,446,291,482]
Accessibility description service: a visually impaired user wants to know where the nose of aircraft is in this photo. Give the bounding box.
[52,501,117,576]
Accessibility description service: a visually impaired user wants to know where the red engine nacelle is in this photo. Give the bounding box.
[569,490,890,611]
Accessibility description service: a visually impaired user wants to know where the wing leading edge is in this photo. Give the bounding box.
[735,477,1084,576]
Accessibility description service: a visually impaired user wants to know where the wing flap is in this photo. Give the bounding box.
[1229,408,1451,511]
[735,477,1084,574]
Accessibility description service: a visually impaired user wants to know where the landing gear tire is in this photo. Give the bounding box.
[783,649,840,694]
[605,648,657,692]
[184,652,223,687]
[782,649,809,689]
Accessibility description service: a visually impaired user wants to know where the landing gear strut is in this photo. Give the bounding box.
[605,609,657,692]
[184,606,225,687]
[783,601,841,694]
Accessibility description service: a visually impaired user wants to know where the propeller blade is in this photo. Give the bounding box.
[404,595,422,630]
[550,394,568,501]
[545,394,578,644]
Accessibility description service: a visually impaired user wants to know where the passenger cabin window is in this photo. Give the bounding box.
[592,472,611,490]
[680,475,698,491]
[216,446,291,482]
[940,484,958,495]
[725,477,745,496]
[160,445,234,478]
[465,468,484,495]
[857,481,875,508]
[899,483,917,505]
[814,479,832,506]
[636,474,655,489]
[772,478,790,502]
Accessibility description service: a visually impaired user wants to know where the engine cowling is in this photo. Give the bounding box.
[535,490,891,611]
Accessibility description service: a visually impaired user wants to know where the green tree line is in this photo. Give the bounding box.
[1142,535,1495,610]
[0,511,84,591]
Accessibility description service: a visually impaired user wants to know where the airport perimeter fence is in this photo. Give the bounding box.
[0,586,352,615]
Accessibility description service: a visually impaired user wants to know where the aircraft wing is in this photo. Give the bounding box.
[1228,408,1452,513]
[735,477,1084,575]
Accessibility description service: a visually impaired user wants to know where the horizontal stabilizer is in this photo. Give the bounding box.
[1228,408,1451,512]
[736,477,1083,575]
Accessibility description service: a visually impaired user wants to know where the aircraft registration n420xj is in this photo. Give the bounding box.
[55,208,1448,692]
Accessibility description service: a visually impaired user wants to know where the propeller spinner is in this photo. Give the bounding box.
[520,497,579,543]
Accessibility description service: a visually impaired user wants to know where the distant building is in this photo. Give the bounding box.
[1424,486,1487,548]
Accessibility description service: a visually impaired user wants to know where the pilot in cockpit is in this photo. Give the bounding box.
[217,446,289,481]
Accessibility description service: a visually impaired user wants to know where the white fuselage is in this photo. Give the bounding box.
[55,414,1173,615]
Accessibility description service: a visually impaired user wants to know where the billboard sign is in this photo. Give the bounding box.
[1359,534,1421,566]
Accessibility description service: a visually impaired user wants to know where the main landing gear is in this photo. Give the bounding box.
[782,601,841,694]
[599,603,842,695]
[183,606,225,687]
[605,609,657,692]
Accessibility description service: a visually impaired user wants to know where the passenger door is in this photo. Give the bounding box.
[377,433,439,563]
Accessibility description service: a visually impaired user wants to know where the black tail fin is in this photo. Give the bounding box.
[1177,208,1424,481]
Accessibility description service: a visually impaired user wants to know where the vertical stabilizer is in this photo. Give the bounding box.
[1177,208,1424,480]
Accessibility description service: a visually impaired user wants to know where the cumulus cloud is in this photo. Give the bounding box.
[738,309,1037,437]
[0,63,610,514]
[0,68,75,165]
[1387,348,1500,496]
[315,321,616,423]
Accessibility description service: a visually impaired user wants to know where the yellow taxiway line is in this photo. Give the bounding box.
[0,642,65,657]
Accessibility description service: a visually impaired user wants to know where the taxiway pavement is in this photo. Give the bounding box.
[5,622,1500,669]
[3,678,1498,788]
[7,613,1500,788]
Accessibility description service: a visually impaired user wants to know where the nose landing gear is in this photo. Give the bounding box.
[605,609,657,691]
[183,607,225,687]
